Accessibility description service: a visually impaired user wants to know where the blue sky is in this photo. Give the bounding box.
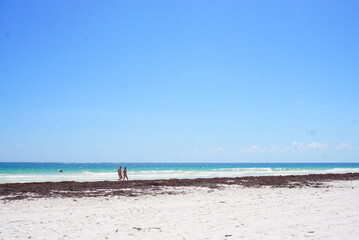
[0,0,358,162]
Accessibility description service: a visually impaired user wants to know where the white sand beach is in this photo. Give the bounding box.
[1,180,359,240]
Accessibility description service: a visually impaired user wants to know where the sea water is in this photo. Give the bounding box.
[1,162,359,183]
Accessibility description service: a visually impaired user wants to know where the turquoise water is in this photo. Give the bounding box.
[1,162,359,183]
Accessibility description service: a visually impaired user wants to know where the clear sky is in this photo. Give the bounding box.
[0,0,358,162]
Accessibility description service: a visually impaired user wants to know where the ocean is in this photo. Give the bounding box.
[0,162,359,183]
[1,162,359,184]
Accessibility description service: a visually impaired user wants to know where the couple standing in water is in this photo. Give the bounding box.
[118,166,128,181]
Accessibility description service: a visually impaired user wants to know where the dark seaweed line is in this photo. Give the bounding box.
[1,173,359,201]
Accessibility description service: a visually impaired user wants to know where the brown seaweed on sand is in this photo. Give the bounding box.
[1,173,359,201]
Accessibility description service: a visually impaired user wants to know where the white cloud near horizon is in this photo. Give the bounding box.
[199,141,352,156]
[335,142,352,150]
[307,142,328,149]
[240,141,345,153]
[291,141,327,150]
[209,146,225,153]
[291,141,306,150]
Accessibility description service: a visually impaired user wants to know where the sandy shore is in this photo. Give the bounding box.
[1,174,359,239]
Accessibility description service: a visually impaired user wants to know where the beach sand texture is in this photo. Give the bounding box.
[1,179,359,240]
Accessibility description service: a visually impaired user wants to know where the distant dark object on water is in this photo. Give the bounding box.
[59,169,63,173]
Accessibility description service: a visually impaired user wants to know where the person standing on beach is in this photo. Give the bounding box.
[118,166,123,181]
[123,167,128,181]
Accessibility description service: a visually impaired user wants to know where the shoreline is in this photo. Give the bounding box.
[2,162,359,184]
[1,172,359,201]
